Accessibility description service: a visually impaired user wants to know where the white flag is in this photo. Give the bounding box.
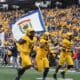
[12,9,45,41]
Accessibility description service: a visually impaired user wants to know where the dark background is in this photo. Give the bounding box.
[0,0,79,10]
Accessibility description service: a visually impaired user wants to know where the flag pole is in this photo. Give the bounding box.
[35,3,46,32]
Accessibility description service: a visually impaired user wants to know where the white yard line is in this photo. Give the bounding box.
[36,77,73,80]
[49,69,80,74]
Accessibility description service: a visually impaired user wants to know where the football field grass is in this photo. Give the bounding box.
[0,67,80,80]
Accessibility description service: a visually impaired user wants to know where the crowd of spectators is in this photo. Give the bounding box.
[0,5,80,70]
[41,5,80,70]
[0,9,25,43]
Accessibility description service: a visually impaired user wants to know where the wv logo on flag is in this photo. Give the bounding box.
[18,19,33,34]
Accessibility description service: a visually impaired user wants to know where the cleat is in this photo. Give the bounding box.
[61,71,65,79]
[53,73,57,80]
[15,77,20,80]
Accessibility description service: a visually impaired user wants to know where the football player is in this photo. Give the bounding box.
[53,32,74,80]
[15,28,35,80]
[34,32,50,80]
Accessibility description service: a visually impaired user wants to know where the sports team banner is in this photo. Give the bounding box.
[12,9,45,41]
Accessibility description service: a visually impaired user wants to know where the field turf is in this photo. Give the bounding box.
[0,67,80,80]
